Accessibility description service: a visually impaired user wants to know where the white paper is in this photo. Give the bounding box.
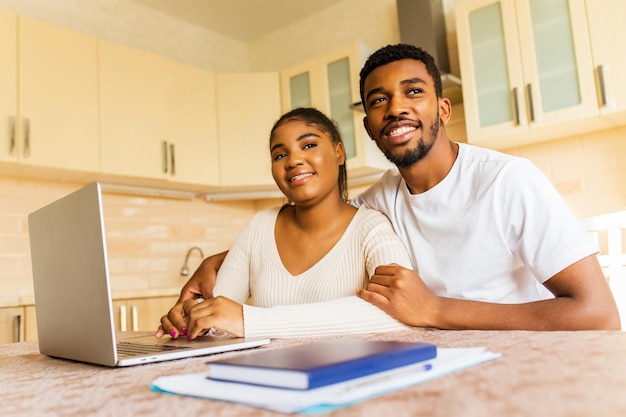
[151,347,500,414]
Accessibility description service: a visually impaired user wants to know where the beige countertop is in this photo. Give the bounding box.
[2,329,626,416]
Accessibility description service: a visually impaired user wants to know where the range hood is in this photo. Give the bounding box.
[396,0,462,104]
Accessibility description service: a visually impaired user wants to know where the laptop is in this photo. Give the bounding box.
[28,181,270,367]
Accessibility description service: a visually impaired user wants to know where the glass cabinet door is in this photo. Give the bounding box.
[288,71,311,109]
[468,2,514,128]
[327,57,356,159]
[527,0,580,114]
[456,0,597,147]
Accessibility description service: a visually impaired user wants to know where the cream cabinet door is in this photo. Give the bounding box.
[280,44,391,184]
[112,296,178,332]
[586,0,626,122]
[24,305,38,342]
[0,9,17,166]
[163,60,220,186]
[99,40,167,180]
[0,14,99,171]
[0,306,24,344]
[215,72,281,188]
[456,0,598,149]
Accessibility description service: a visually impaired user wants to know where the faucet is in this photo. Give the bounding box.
[180,246,205,276]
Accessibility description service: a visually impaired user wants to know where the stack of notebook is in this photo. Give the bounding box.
[151,338,500,413]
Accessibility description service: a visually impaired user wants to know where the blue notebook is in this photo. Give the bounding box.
[206,338,437,390]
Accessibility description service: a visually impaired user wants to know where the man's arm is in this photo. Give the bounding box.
[357,255,621,330]
[155,250,228,338]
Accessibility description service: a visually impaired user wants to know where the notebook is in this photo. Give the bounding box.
[206,339,437,389]
[28,181,270,367]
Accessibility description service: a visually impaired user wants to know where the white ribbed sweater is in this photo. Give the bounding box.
[212,205,413,338]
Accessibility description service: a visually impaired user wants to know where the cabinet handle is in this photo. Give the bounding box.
[526,84,535,122]
[8,116,16,155]
[131,305,139,332]
[169,143,176,176]
[162,141,168,174]
[511,88,520,126]
[119,305,127,332]
[23,118,31,158]
[596,64,607,107]
[14,314,22,342]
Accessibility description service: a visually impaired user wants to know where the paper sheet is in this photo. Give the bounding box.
[151,347,500,414]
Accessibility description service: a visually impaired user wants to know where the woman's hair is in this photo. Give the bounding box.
[359,43,443,106]
[269,107,348,202]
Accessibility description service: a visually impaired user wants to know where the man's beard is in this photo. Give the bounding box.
[383,115,440,168]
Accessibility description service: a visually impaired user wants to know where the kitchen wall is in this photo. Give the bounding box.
[0,176,285,304]
[1,0,625,304]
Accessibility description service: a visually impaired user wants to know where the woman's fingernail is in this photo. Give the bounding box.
[181,327,187,336]
[187,334,193,341]
[170,330,177,338]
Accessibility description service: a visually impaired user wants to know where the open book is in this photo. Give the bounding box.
[151,346,500,414]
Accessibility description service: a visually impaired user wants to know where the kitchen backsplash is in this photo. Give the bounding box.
[0,176,282,304]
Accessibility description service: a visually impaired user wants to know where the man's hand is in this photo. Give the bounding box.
[183,296,244,339]
[155,250,228,338]
[359,256,621,331]
[357,263,439,328]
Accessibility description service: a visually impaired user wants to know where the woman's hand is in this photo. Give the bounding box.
[155,301,188,339]
[154,251,229,339]
[183,296,244,339]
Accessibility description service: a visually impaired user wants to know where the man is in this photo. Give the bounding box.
[159,44,619,334]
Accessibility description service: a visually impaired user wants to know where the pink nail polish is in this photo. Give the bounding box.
[181,327,187,336]
[170,330,177,338]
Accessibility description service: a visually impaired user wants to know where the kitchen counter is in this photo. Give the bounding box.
[2,329,626,416]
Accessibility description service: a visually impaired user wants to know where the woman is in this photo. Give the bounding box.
[157,108,413,339]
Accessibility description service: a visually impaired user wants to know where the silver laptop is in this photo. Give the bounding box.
[28,181,270,367]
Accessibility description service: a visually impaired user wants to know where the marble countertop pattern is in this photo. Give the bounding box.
[2,329,626,416]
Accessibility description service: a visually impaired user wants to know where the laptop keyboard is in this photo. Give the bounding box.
[117,341,191,357]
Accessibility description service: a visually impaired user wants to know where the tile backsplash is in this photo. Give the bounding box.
[0,176,281,304]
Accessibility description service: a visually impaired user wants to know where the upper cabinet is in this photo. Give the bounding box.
[455,0,624,149]
[0,11,99,173]
[280,44,393,183]
[162,58,221,186]
[99,40,167,180]
[585,0,626,123]
[98,41,220,187]
[0,9,17,168]
[215,72,282,189]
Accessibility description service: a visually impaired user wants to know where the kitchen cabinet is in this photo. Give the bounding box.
[455,0,605,149]
[215,72,282,189]
[585,0,626,123]
[163,59,221,186]
[280,44,393,183]
[112,296,178,332]
[0,306,24,344]
[99,41,220,186]
[0,9,17,169]
[0,11,99,173]
[99,41,168,180]
[24,305,37,341]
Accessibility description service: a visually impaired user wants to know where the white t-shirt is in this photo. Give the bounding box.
[354,143,598,303]
[213,205,413,338]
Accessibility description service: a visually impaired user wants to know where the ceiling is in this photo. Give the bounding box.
[130,0,342,42]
